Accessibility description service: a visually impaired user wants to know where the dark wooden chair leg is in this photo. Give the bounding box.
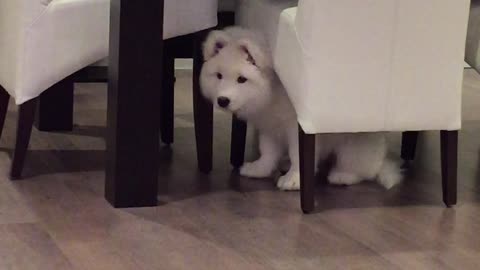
[0,86,9,139]
[299,124,316,214]
[230,115,247,168]
[10,99,38,180]
[73,66,109,83]
[160,41,175,145]
[35,76,74,131]
[440,130,458,207]
[401,131,419,161]
[193,30,213,173]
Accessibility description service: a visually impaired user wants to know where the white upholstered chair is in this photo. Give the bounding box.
[235,0,470,212]
[0,0,219,179]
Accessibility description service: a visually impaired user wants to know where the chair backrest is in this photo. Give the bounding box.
[0,0,48,98]
[279,0,470,133]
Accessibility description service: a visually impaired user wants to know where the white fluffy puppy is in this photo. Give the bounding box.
[200,27,402,190]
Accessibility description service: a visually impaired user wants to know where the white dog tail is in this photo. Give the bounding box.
[376,159,403,189]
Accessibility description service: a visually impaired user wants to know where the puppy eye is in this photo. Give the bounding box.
[216,73,223,80]
[237,76,247,84]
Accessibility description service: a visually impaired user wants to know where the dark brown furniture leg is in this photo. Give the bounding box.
[193,30,213,173]
[105,0,164,208]
[440,130,458,207]
[401,131,419,161]
[299,124,316,214]
[73,66,108,83]
[34,76,74,132]
[161,41,175,145]
[230,116,247,168]
[10,99,37,180]
[0,86,9,139]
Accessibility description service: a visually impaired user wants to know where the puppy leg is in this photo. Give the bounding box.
[328,171,363,186]
[240,134,282,178]
[328,134,386,186]
[277,129,301,191]
[328,147,366,186]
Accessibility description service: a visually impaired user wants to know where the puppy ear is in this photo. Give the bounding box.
[237,38,272,69]
[203,30,231,61]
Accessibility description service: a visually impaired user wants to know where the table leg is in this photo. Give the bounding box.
[105,0,164,208]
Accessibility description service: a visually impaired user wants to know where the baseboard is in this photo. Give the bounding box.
[175,59,193,70]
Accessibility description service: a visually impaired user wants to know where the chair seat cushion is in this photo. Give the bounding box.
[274,2,468,134]
[0,0,111,104]
[164,0,217,39]
[236,0,298,52]
[0,0,218,104]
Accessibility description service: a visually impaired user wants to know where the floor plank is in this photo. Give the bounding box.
[0,223,73,270]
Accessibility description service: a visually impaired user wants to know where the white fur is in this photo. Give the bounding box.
[200,27,402,191]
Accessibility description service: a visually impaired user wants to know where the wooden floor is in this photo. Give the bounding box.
[1,69,480,270]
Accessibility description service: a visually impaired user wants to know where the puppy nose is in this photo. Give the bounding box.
[217,97,230,108]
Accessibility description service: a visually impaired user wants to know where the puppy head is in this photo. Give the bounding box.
[200,29,273,119]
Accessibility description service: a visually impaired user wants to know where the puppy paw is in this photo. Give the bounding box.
[377,172,402,189]
[328,171,362,186]
[377,160,403,189]
[277,171,300,191]
[240,161,273,178]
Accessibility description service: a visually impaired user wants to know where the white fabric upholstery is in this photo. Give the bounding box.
[0,0,110,104]
[466,0,480,72]
[238,0,469,134]
[0,0,218,105]
[164,0,218,40]
[236,0,298,52]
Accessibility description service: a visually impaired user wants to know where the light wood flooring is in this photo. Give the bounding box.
[0,70,480,270]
